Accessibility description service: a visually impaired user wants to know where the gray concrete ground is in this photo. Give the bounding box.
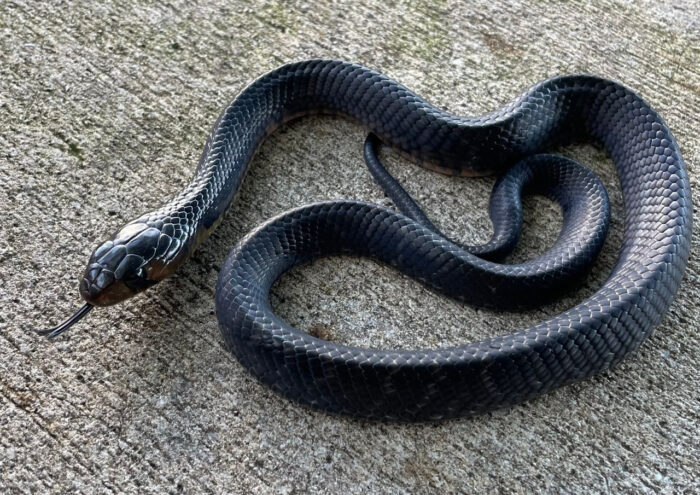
[1,0,699,493]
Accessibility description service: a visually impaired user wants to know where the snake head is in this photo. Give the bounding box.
[80,222,164,306]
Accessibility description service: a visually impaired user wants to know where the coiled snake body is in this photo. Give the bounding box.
[47,60,692,420]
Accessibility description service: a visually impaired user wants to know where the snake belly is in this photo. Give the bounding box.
[95,60,693,420]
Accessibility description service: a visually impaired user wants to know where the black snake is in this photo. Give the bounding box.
[41,60,692,420]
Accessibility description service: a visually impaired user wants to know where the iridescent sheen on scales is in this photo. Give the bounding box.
[59,60,690,420]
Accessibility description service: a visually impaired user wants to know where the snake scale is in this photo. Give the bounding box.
[43,60,692,420]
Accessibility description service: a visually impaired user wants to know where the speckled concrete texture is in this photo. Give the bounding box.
[1,0,698,493]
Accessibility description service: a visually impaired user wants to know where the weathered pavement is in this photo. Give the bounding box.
[1,1,698,493]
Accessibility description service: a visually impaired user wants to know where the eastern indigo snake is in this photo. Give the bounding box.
[41,60,692,420]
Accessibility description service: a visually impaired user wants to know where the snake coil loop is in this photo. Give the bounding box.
[44,61,691,420]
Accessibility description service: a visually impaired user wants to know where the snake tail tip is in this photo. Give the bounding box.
[36,303,94,339]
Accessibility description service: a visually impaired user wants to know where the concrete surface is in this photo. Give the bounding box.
[1,0,698,493]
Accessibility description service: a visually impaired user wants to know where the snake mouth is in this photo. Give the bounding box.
[80,264,138,306]
[80,257,162,306]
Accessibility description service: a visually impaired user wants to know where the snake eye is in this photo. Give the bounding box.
[123,265,157,292]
